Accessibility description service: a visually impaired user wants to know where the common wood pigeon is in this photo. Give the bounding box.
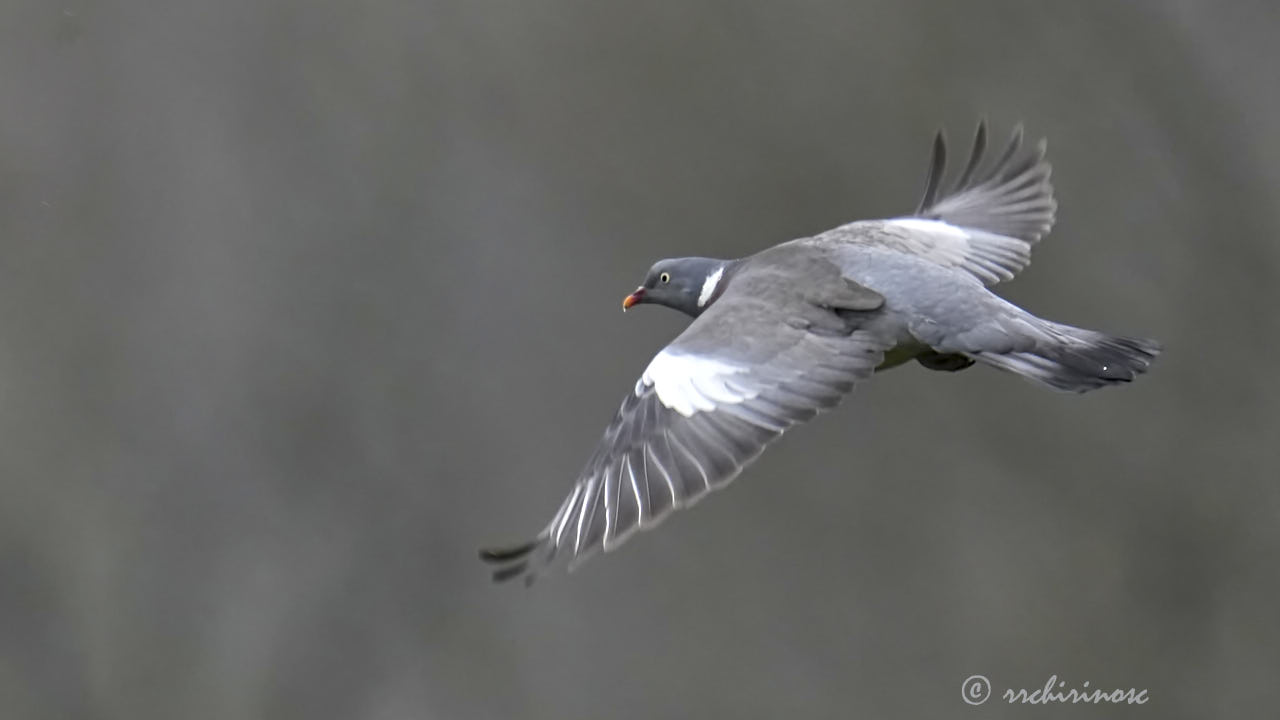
[480,122,1160,584]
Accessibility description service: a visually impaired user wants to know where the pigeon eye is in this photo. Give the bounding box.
[659,272,671,284]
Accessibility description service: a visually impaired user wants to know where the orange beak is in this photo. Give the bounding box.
[622,287,645,311]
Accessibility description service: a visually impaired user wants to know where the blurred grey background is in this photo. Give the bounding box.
[2,1,1278,718]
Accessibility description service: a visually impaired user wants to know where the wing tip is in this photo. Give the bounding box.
[919,120,1044,211]
[490,561,536,585]
[912,119,1056,248]
[950,119,989,191]
[479,539,546,584]
[478,539,539,563]
[915,129,949,214]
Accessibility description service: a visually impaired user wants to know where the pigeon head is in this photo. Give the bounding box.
[623,257,729,317]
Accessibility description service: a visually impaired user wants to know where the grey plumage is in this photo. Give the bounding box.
[481,122,1160,584]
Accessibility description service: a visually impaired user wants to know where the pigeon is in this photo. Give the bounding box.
[480,122,1160,584]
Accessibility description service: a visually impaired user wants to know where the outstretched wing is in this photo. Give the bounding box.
[480,273,892,584]
[880,121,1056,285]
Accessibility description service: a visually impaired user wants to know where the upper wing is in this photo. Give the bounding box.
[878,122,1057,285]
[479,276,892,584]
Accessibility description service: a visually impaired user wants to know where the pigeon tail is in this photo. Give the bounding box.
[971,321,1160,393]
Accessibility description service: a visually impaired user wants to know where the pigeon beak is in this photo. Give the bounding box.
[622,287,645,311]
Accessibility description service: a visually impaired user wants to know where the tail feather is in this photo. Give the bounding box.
[973,322,1161,392]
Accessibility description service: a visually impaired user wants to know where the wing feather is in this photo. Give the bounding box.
[480,279,892,583]
[866,122,1057,285]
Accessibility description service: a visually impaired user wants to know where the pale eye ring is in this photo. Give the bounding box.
[659,272,671,284]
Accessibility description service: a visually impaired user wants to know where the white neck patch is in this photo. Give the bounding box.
[696,265,725,308]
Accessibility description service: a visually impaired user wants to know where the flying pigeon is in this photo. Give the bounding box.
[480,122,1160,584]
